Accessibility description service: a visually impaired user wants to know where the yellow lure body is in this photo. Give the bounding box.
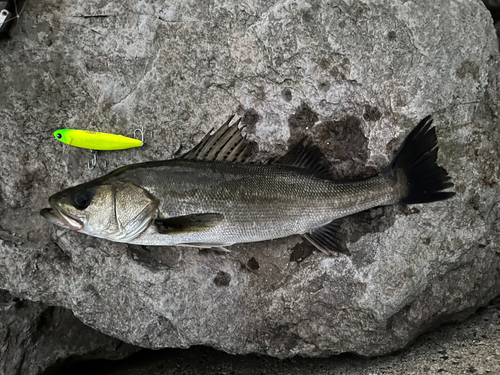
[53,129,143,150]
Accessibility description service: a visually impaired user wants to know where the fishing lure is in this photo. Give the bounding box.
[53,129,143,150]
[54,128,147,170]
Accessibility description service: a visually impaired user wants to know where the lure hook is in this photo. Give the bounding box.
[134,126,145,144]
[133,126,152,145]
[87,150,107,170]
[87,150,97,170]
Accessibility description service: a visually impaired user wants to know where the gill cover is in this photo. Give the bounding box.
[86,182,159,242]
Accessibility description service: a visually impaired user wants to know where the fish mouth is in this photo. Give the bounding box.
[40,204,84,231]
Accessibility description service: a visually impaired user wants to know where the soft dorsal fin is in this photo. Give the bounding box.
[181,116,253,162]
[302,219,347,256]
[273,138,333,178]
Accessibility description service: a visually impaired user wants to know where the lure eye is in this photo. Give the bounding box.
[56,133,62,139]
[74,191,91,210]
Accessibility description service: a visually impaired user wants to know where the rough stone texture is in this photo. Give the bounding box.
[0,0,499,359]
[56,297,500,375]
[0,289,138,375]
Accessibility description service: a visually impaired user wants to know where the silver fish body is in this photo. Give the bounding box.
[101,160,403,246]
[41,116,454,255]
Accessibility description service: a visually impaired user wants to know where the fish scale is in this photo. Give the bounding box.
[97,160,401,246]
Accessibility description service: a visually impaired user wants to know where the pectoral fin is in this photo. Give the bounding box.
[154,213,224,235]
[303,219,347,255]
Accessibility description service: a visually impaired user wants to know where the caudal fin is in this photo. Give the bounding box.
[390,116,455,204]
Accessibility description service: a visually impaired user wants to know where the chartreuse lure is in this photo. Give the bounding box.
[53,129,143,150]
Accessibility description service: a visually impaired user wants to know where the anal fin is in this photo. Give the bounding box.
[303,219,347,256]
[154,213,224,235]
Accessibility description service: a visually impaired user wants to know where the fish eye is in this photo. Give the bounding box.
[74,191,91,210]
[56,133,62,139]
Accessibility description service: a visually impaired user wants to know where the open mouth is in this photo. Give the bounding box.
[40,205,84,231]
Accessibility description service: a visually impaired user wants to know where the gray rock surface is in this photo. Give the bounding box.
[0,0,499,359]
[56,297,500,375]
[0,289,138,375]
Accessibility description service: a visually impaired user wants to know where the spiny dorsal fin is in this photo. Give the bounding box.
[154,213,224,235]
[181,116,253,162]
[303,219,347,256]
[273,138,333,178]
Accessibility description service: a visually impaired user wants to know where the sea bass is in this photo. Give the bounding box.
[41,116,455,255]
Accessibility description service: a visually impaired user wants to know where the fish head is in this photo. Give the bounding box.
[40,181,159,242]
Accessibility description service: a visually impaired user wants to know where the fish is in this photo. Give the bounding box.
[40,115,455,255]
[53,129,143,150]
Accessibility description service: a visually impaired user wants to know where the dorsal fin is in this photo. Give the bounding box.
[181,116,253,162]
[273,138,333,178]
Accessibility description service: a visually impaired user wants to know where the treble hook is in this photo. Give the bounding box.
[87,150,107,170]
[134,126,144,144]
[133,126,152,145]
[87,150,97,170]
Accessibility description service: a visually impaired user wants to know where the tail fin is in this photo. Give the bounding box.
[390,116,455,204]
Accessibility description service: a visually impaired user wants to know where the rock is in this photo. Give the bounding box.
[495,21,500,49]
[0,0,499,359]
[0,289,139,375]
[56,297,500,375]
